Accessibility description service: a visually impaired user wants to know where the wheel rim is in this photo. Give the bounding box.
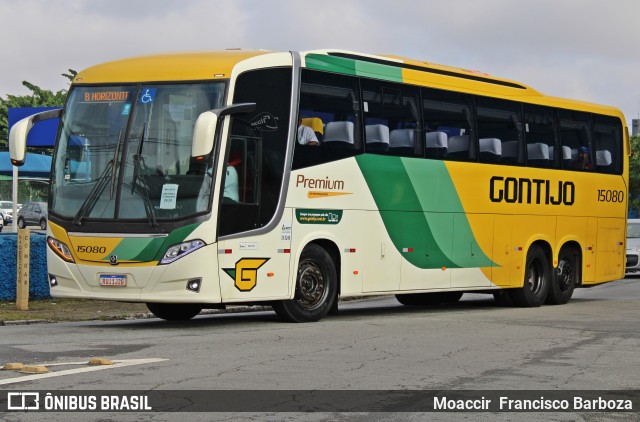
[556,256,574,293]
[526,259,544,295]
[295,259,328,311]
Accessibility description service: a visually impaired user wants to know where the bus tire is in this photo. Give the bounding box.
[546,246,578,305]
[396,292,463,306]
[510,245,550,307]
[146,303,202,321]
[273,244,337,323]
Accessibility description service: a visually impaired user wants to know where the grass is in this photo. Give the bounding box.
[0,299,150,323]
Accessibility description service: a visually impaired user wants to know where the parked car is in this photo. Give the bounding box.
[626,219,640,276]
[0,201,13,225]
[17,202,48,230]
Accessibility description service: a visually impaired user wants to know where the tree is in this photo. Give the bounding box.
[0,70,76,148]
[629,135,640,215]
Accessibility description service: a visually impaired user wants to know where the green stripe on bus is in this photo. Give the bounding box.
[101,223,201,262]
[305,54,403,83]
[356,155,494,269]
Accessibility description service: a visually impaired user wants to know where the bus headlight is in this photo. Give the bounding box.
[47,236,75,263]
[160,239,205,265]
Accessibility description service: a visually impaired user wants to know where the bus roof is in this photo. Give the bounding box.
[72,49,624,120]
[74,50,270,85]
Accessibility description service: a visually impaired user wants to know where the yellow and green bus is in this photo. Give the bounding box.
[10,49,628,322]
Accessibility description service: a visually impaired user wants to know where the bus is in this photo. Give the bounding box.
[9,49,628,322]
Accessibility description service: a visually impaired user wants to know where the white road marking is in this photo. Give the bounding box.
[0,358,168,386]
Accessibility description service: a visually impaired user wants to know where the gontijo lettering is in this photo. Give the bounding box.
[490,176,575,206]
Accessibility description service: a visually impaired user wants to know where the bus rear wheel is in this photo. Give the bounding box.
[146,303,202,321]
[510,245,550,307]
[273,244,337,323]
[546,246,578,305]
[396,292,463,306]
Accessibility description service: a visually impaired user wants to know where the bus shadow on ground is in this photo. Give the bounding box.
[81,294,546,330]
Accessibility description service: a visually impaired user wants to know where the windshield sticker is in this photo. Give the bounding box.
[160,184,179,209]
[250,112,279,132]
[139,88,157,104]
[296,209,343,225]
[121,104,131,115]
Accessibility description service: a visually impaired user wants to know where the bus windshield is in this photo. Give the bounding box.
[50,83,225,227]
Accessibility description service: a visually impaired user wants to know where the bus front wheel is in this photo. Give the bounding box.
[146,303,202,321]
[510,245,550,307]
[273,244,337,323]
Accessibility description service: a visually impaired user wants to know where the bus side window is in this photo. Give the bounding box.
[361,79,421,157]
[476,97,523,165]
[523,105,558,169]
[560,110,592,172]
[293,70,362,169]
[423,88,474,162]
[593,115,622,175]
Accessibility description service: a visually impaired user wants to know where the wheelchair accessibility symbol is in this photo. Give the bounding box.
[139,88,156,104]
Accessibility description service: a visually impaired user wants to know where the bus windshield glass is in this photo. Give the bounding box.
[50,83,225,226]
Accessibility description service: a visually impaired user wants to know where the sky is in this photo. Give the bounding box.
[1,0,639,125]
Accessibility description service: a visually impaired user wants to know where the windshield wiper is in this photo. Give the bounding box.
[72,160,114,226]
[128,123,158,227]
[73,127,123,226]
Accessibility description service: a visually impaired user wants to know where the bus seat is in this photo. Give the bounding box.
[365,124,390,153]
[596,149,612,170]
[570,148,578,160]
[479,138,501,162]
[323,121,355,161]
[447,135,470,160]
[527,142,550,167]
[389,129,415,156]
[552,146,573,168]
[501,141,518,164]
[323,121,354,146]
[425,131,447,159]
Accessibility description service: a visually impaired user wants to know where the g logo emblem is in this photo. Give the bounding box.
[109,255,118,265]
[223,258,270,292]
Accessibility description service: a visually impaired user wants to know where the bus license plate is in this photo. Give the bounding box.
[99,274,127,287]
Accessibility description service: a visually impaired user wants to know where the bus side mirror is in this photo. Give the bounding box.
[191,111,219,158]
[9,109,62,166]
[191,103,256,158]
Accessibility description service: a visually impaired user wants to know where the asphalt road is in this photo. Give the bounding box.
[1,278,640,421]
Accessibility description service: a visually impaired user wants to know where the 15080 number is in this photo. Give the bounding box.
[597,189,624,203]
[77,245,107,254]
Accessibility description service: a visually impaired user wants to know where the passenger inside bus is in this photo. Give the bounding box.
[297,118,320,146]
[572,146,592,170]
[223,165,239,202]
